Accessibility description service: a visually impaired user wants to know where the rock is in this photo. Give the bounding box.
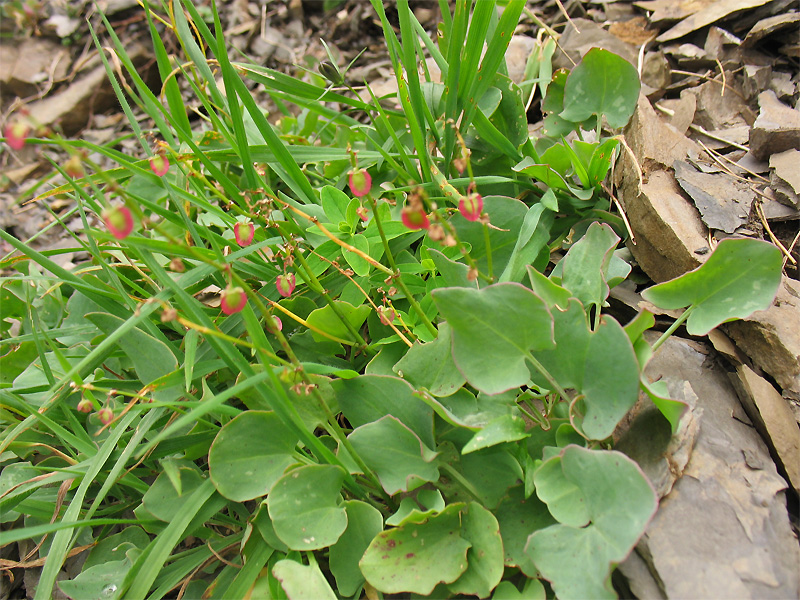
[618,337,800,598]
[552,18,638,70]
[655,0,774,42]
[742,12,800,48]
[770,149,800,196]
[749,90,800,161]
[656,92,697,135]
[730,364,800,493]
[26,44,154,137]
[673,160,752,233]
[0,38,69,99]
[617,95,710,282]
[505,36,537,87]
[725,277,800,400]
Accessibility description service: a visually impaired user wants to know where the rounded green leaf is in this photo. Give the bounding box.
[272,559,337,600]
[348,415,439,495]
[448,503,504,598]
[343,233,372,277]
[142,468,204,522]
[360,504,471,595]
[307,300,370,344]
[559,48,641,129]
[494,485,556,577]
[267,464,347,550]
[329,500,384,597]
[641,238,782,335]
[526,445,657,600]
[462,413,528,454]
[393,322,466,397]
[209,411,298,502]
[432,283,555,395]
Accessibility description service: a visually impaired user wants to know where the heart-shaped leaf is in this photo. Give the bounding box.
[526,446,657,600]
[641,238,782,335]
[433,283,555,395]
[393,323,466,397]
[559,48,641,129]
[348,415,439,495]
[209,411,298,502]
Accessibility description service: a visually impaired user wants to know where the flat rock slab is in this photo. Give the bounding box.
[618,95,710,282]
[619,337,800,599]
[673,160,751,233]
[749,90,800,161]
[725,276,800,399]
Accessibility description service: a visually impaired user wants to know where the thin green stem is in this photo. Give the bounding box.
[293,249,368,347]
[525,352,570,402]
[482,222,494,281]
[369,196,437,337]
[651,305,695,353]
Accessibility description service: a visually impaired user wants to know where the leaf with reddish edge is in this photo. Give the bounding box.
[348,169,372,197]
[220,286,247,315]
[149,155,169,176]
[459,193,483,222]
[102,206,134,239]
[233,221,254,246]
[276,273,296,298]
[4,121,29,150]
[401,206,429,230]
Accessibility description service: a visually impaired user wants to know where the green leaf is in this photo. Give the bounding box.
[447,503,504,598]
[433,283,555,395]
[142,467,204,522]
[272,559,337,600]
[348,415,439,495]
[343,233,372,277]
[462,414,528,454]
[493,485,555,577]
[333,374,435,448]
[641,238,782,335]
[499,203,553,283]
[559,48,641,129]
[208,411,298,502]
[360,504,471,595]
[453,196,530,275]
[321,185,350,225]
[58,558,132,600]
[560,222,620,312]
[306,300,370,344]
[329,500,384,597]
[393,322,466,397]
[529,300,640,440]
[641,378,688,434]
[532,456,589,528]
[85,312,178,385]
[526,265,571,310]
[429,248,476,289]
[526,446,657,600]
[267,464,347,550]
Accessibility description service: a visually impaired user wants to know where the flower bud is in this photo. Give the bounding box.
[276,272,296,298]
[234,221,255,246]
[220,286,247,315]
[5,120,30,151]
[348,168,372,197]
[401,205,430,230]
[459,192,483,222]
[97,407,114,425]
[150,154,169,177]
[169,257,185,272]
[64,154,84,178]
[102,205,134,239]
[272,315,283,331]
[77,399,93,413]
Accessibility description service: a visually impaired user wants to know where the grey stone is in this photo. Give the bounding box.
[750,90,800,161]
[673,160,752,233]
[618,337,800,598]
